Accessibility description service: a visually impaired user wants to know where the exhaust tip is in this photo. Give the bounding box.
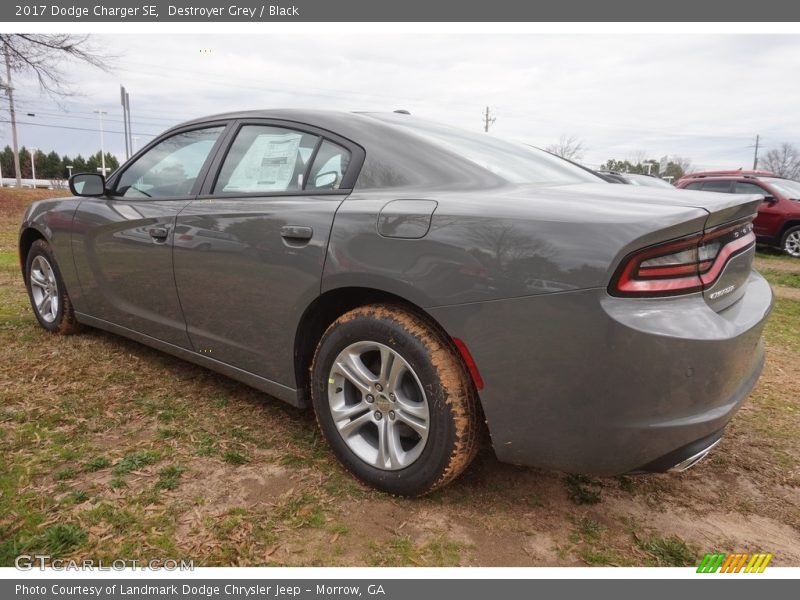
[668,438,722,473]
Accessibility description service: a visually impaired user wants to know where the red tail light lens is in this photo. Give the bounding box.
[610,219,755,297]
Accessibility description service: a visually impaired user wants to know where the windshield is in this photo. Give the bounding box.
[761,177,800,199]
[373,114,602,186]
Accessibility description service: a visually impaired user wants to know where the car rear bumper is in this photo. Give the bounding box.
[427,270,773,475]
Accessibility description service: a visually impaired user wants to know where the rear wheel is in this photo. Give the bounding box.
[781,225,800,258]
[25,239,80,334]
[311,304,480,496]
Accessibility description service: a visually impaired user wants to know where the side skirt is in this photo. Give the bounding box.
[75,312,304,408]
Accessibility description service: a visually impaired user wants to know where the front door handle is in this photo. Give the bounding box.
[280,225,313,241]
[149,226,169,241]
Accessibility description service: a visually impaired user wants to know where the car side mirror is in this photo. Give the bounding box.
[763,195,776,203]
[314,171,338,189]
[69,173,106,197]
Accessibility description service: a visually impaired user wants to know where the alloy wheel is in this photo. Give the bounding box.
[785,230,800,257]
[29,255,59,323]
[327,341,430,470]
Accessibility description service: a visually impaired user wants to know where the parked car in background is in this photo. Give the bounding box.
[19,110,773,495]
[598,170,676,188]
[676,169,800,257]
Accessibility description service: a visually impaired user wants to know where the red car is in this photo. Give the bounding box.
[676,170,800,257]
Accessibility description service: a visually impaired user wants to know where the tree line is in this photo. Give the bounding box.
[0,145,119,180]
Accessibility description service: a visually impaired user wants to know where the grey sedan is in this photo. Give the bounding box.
[19,110,773,495]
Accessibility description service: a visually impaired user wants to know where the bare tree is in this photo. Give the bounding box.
[627,149,648,166]
[761,143,800,180]
[545,135,585,161]
[0,34,112,186]
[668,155,693,175]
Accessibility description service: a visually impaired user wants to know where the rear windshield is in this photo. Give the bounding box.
[374,115,601,186]
[761,177,800,199]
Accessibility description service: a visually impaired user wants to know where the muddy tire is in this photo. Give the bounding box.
[25,239,81,335]
[311,304,480,496]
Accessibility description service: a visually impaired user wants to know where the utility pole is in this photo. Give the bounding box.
[120,85,130,159]
[2,42,21,187]
[94,109,107,176]
[482,106,496,133]
[752,134,760,170]
[30,147,36,187]
[125,91,132,155]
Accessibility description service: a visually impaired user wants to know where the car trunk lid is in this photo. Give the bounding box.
[546,184,761,312]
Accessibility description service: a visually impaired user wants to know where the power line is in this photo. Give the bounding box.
[0,119,157,138]
[22,109,171,129]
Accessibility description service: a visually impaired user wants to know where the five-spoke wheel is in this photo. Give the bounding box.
[782,226,800,258]
[312,304,480,496]
[25,239,80,334]
[329,341,430,471]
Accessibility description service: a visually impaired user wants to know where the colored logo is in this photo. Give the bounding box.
[697,553,773,573]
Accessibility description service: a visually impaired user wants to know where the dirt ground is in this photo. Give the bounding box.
[1,188,798,567]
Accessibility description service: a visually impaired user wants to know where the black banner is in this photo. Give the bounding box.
[4,0,800,22]
[4,579,798,600]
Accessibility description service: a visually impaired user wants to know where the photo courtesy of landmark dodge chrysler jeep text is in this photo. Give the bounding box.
[19,111,773,495]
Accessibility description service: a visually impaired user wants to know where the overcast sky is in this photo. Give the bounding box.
[4,33,800,170]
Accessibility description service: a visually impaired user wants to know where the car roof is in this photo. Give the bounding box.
[681,169,778,179]
[681,174,782,183]
[171,109,393,139]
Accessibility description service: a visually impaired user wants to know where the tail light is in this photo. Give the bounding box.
[610,219,755,297]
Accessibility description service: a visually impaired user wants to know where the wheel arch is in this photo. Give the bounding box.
[779,219,800,242]
[293,286,483,410]
[18,226,48,275]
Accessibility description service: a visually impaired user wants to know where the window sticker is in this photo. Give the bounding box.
[224,133,302,192]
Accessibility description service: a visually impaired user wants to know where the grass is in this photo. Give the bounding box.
[366,535,467,567]
[759,269,800,289]
[763,297,800,353]
[113,451,162,476]
[564,474,602,505]
[1,189,798,567]
[155,465,187,491]
[635,535,697,567]
[221,449,250,465]
[84,456,111,472]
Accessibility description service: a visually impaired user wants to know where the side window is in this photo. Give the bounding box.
[734,182,767,195]
[683,182,704,190]
[700,180,732,193]
[115,127,224,198]
[214,125,319,194]
[306,141,352,191]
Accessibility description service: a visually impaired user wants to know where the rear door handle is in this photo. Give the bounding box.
[149,226,169,241]
[280,225,313,241]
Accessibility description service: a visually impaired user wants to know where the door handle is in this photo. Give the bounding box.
[280,225,313,241]
[149,226,169,241]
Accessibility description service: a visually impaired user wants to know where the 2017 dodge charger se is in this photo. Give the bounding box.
[19,110,773,496]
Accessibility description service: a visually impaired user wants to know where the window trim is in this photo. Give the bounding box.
[700,180,733,193]
[197,118,365,199]
[105,120,233,202]
[733,181,768,195]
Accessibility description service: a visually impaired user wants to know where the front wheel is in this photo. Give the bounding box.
[25,239,80,334]
[311,304,480,496]
[781,225,800,258]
